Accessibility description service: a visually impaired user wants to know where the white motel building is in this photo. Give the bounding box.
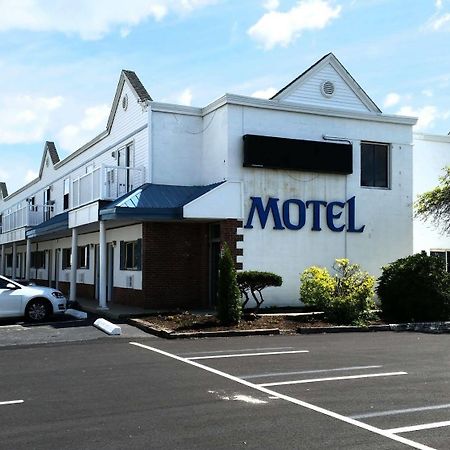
[0,53,448,310]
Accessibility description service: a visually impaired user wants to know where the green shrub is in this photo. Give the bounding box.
[216,243,242,325]
[237,271,282,311]
[377,252,450,322]
[300,259,376,325]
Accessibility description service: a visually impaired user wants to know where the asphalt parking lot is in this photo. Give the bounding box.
[0,325,448,449]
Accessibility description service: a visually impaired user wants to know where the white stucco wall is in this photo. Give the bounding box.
[413,134,450,253]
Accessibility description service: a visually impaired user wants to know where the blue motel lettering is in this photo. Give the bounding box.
[244,196,365,233]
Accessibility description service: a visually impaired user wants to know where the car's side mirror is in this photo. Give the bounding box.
[6,283,17,289]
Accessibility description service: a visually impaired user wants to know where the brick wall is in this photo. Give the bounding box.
[220,219,243,269]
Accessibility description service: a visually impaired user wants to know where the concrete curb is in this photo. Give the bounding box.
[129,318,280,339]
[94,318,121,335]
[129,318,450,339]
[65,309,88,320]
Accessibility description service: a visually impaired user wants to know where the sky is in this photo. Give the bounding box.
[0,0,449,194]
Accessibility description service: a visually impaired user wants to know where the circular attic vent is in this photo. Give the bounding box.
[122,94,128,111]
[321,80,335,98]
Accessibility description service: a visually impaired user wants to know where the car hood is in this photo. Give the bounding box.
[18,285,65,297]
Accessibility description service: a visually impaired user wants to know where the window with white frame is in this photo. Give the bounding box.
[77,245,90,269]
[430,250,450,272]
[120,239,142,271]
[361,142,389,188]
[63,178,70,210]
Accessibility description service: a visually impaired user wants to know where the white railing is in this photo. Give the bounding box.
[71,165,144,209]
[1,204,54,233]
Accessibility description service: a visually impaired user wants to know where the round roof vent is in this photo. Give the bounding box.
[122,94,128,111]
[321,80,335,98]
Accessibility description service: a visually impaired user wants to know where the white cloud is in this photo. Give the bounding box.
[436,0,443,9]
[248,0,342,50]
[264,0,280,10]
[57,104,109,151]
[0,94,64,144]
[397,105,439,131]
[177,88,193,106]
[427,12,450,31]
[25,169,38,183]
[422,89,433,97]
[0,0,218,40]
[383,92,400,108]
[251,87,278,99]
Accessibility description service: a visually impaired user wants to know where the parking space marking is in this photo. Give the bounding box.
[0,400,23,406]
[351,403,450,419]
[258,371,408,387]
[181,347,295,356]
[187,350,309,360]
[386,420,450,434]
[130,342,433,450]
[241,365,383,380]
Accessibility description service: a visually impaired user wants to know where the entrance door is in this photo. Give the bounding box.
[117,144,133,196]
[94,244,113,303]
[54,249,60,290]
[209,224,221,307]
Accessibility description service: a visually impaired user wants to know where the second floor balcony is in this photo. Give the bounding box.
[1,204,54,234]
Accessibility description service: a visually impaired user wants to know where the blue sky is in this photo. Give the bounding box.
[0,0,449,194]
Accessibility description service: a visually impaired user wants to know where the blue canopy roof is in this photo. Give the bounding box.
[26,211,69,239]
[100,182,223,220]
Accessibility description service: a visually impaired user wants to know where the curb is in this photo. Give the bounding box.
[129,318,280,339]
[298,324,390,334]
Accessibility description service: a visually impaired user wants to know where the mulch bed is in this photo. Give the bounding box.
[136,311,383,335]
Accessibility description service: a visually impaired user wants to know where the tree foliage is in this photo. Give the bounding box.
[300,259,376,325]
[216,243,242,325]
[377,252,450,322]
[237,271,282,311]
[415,166,450,233]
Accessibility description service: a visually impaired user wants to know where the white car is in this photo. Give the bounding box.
[0,275,67,322]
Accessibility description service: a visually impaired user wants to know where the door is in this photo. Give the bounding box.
[54,249,60,290]
[117,144,133,196]
[43,188,52,221]
[0,278,22,317]
[107,243,114,302]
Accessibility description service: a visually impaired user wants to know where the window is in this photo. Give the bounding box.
[430,250,450,272]
[77,246,90,269]
[62,248,72,269]
[63,178,70,210]
[31,251,45,269]
[28,196,37,212]
[120,239,142,270]
[361,142,389,188]
[6,254,12,268]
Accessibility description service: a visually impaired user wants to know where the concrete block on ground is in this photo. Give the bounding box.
[94,318,121,335]
[65,309,88,320]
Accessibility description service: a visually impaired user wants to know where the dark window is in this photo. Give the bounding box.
[430,250,450,272]
[62,248,71,269]
[361,142,389,188]
[63,178,70,210]
[6,254,12,268]
[31,251,45,269]
[77,246,90,269]
[120,239,142,271]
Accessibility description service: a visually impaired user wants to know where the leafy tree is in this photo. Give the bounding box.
[300,259,376,325]
[216,243,242,325]
[377,252,450,322]
[237,271,282,311]
[415,166,450,233]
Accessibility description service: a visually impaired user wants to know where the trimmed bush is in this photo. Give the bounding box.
[216,243,242,325]
[300,259,376,325]
[377,252,450,322]
[237,271,282,311]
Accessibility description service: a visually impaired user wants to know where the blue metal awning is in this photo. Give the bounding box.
[26,211,69,239]
[99,182,223,221]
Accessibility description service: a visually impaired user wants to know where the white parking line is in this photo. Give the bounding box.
[241,365,383,379]
[0,400,24,406]
[187,350,309,360]
[386,420,450,434]
[258,372,408,387]
[130,342,433,450]
[351,403,450,419]
[181,347,295,356]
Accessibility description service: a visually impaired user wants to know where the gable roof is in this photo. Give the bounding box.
[271,53,381,113]
[106,69,152,132]
[38,141,60,178]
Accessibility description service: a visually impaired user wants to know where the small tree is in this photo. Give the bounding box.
[300,259,376,325]
[237,271,282,311]
[216,243,242,325]
[377,252,450,322]
[415,166,450,233]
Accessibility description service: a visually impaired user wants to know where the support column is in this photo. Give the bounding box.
[12,242,17,279]
[0,244,4,276]
[98,220,108,309]
[25,239,31,282]
[69,228,78,303]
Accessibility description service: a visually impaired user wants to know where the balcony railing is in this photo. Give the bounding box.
[71,165,144,209]
[1,204,54,233]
